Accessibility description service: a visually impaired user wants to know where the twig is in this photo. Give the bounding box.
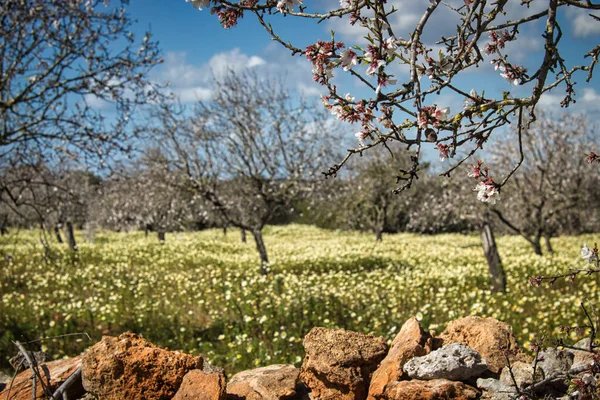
[51,367,81,400]
[12,341,53,398]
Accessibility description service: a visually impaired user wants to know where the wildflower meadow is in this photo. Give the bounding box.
[1,225,596,374]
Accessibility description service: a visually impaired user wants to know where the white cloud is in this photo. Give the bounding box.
[206,48,266,79]
[154,49,267,103]
[566,8,600,38]
[581,88,600,104]
[539,88,600,112]
[84,94,110,109]
[176,87,213,103]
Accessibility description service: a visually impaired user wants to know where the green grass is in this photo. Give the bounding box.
[0,225,597,375]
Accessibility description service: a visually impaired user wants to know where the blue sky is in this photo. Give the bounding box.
[121,0,600,160]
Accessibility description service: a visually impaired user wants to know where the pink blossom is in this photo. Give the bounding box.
[355,131,368,146]
[366,59,385,76]
[436,143,450,162]
[433,106,450,122]
[468,160,484,178]
[475,177,500,204]
[339,48,358,71]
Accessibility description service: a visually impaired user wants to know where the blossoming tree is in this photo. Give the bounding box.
[0,0,163,224]
[489,112,599,255]
[148,70,338,274]
[184,0,598,202]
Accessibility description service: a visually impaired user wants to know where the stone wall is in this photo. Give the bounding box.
[1,316,595,400]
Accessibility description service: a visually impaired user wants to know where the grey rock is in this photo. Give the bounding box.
[499,361,542,388]
[476,378,517,400]
[537,348,573,378]
[568,338,596,371]
[0,370,10,392]
[403,343,488,381]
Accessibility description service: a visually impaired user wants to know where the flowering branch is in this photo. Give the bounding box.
[184,0,599,202]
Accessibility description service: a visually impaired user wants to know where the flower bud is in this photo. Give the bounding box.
[425,128,437,142]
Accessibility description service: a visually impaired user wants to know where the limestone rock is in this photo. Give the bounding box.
[300,327,388,400]
[499,361,541,388]
[568,338,596,371]
[173,362,226,400]
[439,316,529,374]
[403,343,487,381]
[226,364,299,400]
[0,356,83,400]
[385,379,479,400]
[0,370,11,392]
[367,317,432,399]
[537,348,573,378]
[476,378,517,400]
[81,332,202,400]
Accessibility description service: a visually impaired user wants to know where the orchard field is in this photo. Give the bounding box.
[1,225,598,375]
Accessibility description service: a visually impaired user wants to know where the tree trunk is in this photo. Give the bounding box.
[54,225,64,244]
[544,235,554,254]
[158,231,166,243]
[223,226,227,236]
[65,221,77,252]
[532,234,543,256]
[241,229,247,243]
[251,228,269,275]
[480,218,506,293]
[375,229,383,242]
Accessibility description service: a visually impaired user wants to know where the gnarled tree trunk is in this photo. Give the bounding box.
[65,221,77,252]
[54,224,64,244]
[481,216,506,293]
[544,235,554,254]
[251,228,269,275]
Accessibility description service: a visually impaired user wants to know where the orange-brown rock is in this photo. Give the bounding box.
[385,379,480,400]
[367,317,433,399]
[226,364,299,399]
[81,332,203,400]
[300,327,388,400]
[438,316,529,374]
[173,363,226,400]
[0,356,83,400]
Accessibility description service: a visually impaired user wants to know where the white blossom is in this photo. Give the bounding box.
[366,59,385,76]
[339,48,358,71]
[277,0,302,13]
[383,37,398,57]
[185,0,210,10]
[355,131,367,146]
[475,181,500,204]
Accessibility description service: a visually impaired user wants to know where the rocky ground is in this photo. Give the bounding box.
[1,316,596,399]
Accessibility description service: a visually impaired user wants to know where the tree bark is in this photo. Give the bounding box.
[223,226,227,236]
[480,218,506,293]
[532,232,543,256]
[251,228,269,275]
[375,229,383,242]
[65,221,77,252]
[544,235,554,254]
[157,231,166,243]
[241,229,247,243]
[54,225,64,244]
